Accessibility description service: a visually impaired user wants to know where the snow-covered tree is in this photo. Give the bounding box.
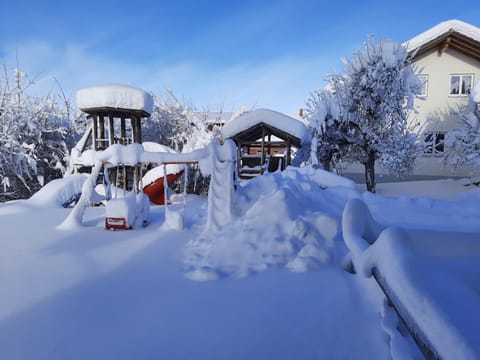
[0,64,76,201]
[144,89,223,195]
[307,37,421,192]
[444,81,480,173]
[343,37,422,192]
[305,78,355,172]
[144,89,215,152]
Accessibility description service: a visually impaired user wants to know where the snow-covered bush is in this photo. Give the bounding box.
[307,37,422,192]
[305,78,355,172]
[0,64,77,201]
[444,81,480,174]
[144,88,215,152]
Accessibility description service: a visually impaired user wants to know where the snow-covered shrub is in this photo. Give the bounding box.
[144,88,215,152]
[305,78,355,172]
[0,64,77,201]
[444,81,480,174]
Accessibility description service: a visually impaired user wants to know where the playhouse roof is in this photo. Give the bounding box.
[76,84,154,116]
[222,108,308,146]
[404,19,480,61]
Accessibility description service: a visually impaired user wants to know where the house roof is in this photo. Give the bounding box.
[222,108,308,147]
[403,20,480,61]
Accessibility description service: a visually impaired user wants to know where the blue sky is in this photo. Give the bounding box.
[0,0,479,112]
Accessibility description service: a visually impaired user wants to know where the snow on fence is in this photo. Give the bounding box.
[343,198,480,360]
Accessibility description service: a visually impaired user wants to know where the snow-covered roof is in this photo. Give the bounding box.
[76,84,154,115]
[404,19,480,53]
[222,108,308,144]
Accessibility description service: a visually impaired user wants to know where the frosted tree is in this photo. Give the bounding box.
[144,89,220,195]
[0,63,76,201]
[305,78,356,172]
[145,89,214,152]
[444,81,480,173]
[332,37,421,192]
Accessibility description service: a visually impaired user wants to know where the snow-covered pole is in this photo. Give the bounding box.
[204,140,236,232]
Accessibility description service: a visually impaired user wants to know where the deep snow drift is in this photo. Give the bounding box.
[1,165,480,359]
[343,198,480,360]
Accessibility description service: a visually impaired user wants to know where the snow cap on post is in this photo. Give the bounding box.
[76,84,154,115]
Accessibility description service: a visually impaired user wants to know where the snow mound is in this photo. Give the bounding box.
[287,165,356,189]
[184,167,348,280]
[222,108,308,143]
[343,198,480,360]
[29,174,88,207]
[76,84,154,114]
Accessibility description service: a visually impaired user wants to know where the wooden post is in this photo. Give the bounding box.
[267,133,272,156]
[286,141,291,168]
[120,117,126,144]
[260,126,265,173]
[267,133,272,172]
[92,114,98,150]
[99,114,105,149]
[237,142,242,176]
[136,117,142,143]
[108,115,114,145]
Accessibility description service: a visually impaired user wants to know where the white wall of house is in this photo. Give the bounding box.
[411,48,480,177]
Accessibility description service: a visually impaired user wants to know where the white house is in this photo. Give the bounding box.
[405,19,480,178]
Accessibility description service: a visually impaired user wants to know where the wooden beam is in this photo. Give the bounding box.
[108,115,114,146]
[92,115,98,150]
[137,117,142,143]
[438,36,451,55]
[98,114,105,149]
[120,117,126,144]
[260,126,265,172]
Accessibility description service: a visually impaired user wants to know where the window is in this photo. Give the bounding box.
[423,132,445,155]
[449,74,473,96]
[417,75,428,97]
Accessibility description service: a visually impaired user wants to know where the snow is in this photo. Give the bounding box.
[140,142,183,186]
[76,84,154,114]
[404,19,480,53]
[105,191,149,230]
[3,163,480,358]
[343,198,480,359]
[222,108,308,143]
[29,174,88,208]
[472,80,480,103]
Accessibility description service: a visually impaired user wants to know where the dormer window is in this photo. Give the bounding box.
[449,74,473,96]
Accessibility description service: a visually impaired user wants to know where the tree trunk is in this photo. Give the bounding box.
[364,151,376,193]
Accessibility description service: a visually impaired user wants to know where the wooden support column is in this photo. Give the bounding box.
[108,115,114,146]
[120,117,126,144]
[137,117,142,144]
[92,114,98,150]
[267,133,272,156]
[260,126,265,173]
[131,117,136,144]
[98,114,105,149]
[286,141,292,168]
[237,141,242,176]
[132,116,142,144]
